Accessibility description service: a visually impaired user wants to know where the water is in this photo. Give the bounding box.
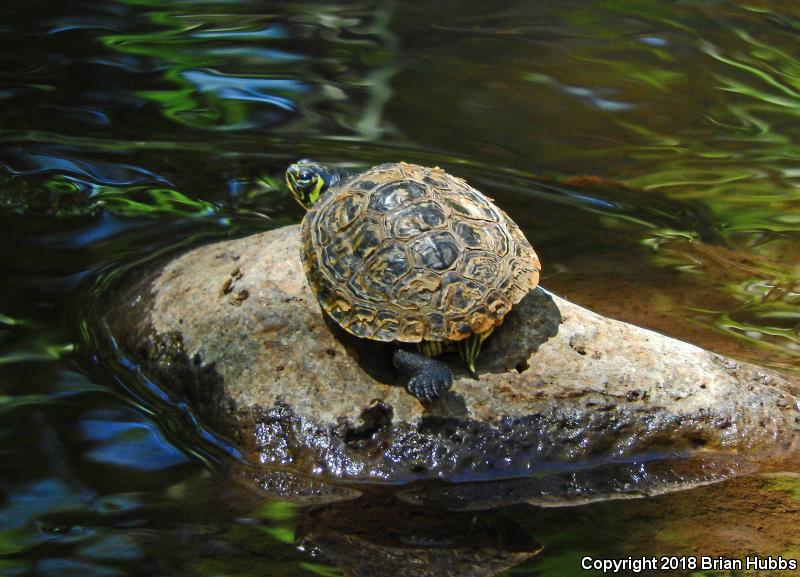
[1,0,799,575]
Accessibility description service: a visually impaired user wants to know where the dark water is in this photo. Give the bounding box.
[2,1,799,575]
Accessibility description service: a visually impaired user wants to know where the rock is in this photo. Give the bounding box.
[108,225,800,506]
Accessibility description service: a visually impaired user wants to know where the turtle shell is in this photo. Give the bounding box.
[301,162,541,343]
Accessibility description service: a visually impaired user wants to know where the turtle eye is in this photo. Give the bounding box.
[298,168,313,182]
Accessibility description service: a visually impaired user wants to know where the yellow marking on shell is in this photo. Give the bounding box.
[352,227,368,252]
[329,297,352,316]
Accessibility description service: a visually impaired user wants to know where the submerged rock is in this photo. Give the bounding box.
[108,225,800,506]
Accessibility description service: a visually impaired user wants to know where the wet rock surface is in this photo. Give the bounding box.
[108,225,800,505]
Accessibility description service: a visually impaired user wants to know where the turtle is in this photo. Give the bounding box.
[286,160,541,402]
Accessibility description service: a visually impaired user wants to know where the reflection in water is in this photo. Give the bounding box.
[100,0,398,137]
[0,0,799,575]
[296,494,543,577]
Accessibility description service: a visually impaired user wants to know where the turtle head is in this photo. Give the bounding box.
[286,160,331,210]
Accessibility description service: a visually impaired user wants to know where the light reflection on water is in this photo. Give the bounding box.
[0,0,799,575]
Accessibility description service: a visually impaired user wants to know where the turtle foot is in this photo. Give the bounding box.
[393,349,452,402]
[406,367,452,402]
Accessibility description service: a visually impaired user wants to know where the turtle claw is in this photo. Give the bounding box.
[406,365,452,402]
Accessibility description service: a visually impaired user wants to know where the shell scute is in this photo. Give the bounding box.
[321,218,382,282]
[425,312,448,341]
[397,275,441,310]
[411,231,461,271]
[460,251,502,284]
[373,309,401,341]
[453,221,509,255]
[315,193,364,244]
[484,290,512,318]
[367,180,428,212]
[399,316,426,340]
[349,241,412,301]
[344,304,378,339]
[438,275,486,315]
[444,314,473,340]
[386,200,447,238]
[442,186,499,222]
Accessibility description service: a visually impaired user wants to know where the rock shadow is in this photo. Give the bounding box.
[475,286,561,375]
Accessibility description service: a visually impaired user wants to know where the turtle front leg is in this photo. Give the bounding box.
[392,349,452,402]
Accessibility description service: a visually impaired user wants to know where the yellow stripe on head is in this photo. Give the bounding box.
[308,175,325,206]
[286,170,309,210]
